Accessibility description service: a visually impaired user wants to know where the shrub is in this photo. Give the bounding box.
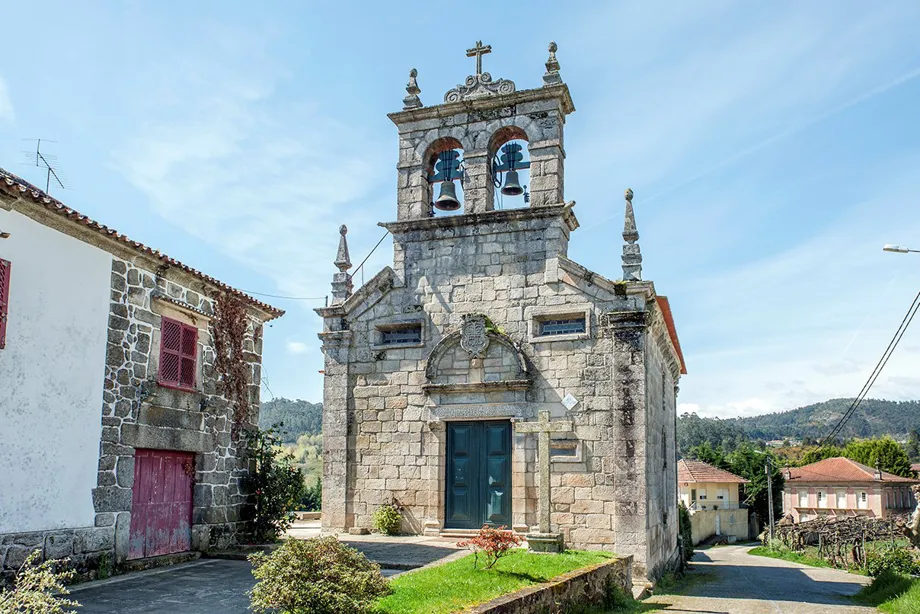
[298,478,322,512]
[372,502,403,535]
[248,537,390,614]
[865,546,920,577]
[0,550,80,614]
[678,501,694,563]
[244,425,306,543]
[456,525,523,569]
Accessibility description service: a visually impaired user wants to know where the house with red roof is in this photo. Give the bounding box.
[912,463,920,479]
[0,168,282,575]
[677,459,751,544]
[782,457,919,523]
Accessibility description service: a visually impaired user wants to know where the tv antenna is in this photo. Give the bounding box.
[21,139,67,195]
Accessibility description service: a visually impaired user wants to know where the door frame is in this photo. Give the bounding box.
[444,420,512,530]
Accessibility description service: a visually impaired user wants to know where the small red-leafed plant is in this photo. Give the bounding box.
[456,525,523,569]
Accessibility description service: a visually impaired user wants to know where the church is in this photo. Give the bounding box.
[316,41,686,582]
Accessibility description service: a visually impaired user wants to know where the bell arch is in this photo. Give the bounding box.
[423,136,466,217]
[488,125,532,211]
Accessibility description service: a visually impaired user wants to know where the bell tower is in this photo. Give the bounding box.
[388,41,575,220]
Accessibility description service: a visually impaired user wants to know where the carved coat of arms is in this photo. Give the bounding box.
[460,313,490,358]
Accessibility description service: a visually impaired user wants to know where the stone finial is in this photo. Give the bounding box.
[621,188,642,281]
[331,225,353,304]
[543,41,562,86]
[403,68,422,110]
[334,225,352,272]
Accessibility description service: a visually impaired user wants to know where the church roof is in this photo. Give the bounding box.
[0,167,284,320]
[786,457,919,484]
[656,296,686,375]
[678,459,749,484]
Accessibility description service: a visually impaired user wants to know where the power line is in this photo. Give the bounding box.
[818,288,920,448]
[240,290,327,301]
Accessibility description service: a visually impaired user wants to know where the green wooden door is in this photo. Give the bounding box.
[446,421,511,529]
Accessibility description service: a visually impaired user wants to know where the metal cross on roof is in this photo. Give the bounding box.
[466,40,492,75]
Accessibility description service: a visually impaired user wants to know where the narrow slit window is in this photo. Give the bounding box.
[380,325,422,346]
[538,317,586,336]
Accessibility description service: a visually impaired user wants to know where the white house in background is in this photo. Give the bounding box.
[677,459,750,545]
[782,457,919,523]
[0,168,283,578]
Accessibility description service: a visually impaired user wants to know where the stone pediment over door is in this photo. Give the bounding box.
[423,314,530,403]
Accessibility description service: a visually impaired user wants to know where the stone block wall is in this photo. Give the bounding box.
[98,257,263,557]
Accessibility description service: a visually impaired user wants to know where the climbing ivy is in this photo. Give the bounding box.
[211,293,251,436]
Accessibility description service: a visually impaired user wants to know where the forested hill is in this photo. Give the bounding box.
[259,398,323,443]
[678,398,920,453]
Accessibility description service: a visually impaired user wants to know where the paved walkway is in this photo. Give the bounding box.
[646,545,874,613]
[68,523,466,613]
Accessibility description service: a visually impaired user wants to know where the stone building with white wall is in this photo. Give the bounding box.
[0,169,282,580]
[316,42,686,582]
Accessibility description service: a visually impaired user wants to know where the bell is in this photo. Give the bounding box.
[500,170,524,196]
[434,181,461,211]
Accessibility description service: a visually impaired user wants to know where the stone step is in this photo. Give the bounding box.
[438,530,479,539]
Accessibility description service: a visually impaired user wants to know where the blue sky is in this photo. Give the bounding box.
[3,1,920,419]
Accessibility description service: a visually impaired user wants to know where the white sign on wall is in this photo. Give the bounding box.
[561,393,578,410]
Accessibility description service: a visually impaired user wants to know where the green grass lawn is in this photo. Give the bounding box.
[852,570,920,612]
[747,545,835,570]
[375,549,614,614]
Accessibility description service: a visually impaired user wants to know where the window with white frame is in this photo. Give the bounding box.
[698,489,707,500]
[836,490,847,509]
[798,490,808,507]
[858,491,868,509]
[817,490,826,508]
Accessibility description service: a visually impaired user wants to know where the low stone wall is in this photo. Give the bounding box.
[0,526,115,584]
[467,555,632,614]
[294,511,322,521]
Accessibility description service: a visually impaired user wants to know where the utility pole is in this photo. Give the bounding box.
[765,460,775,543]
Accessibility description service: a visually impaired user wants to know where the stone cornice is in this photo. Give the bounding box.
[314,267,398,320]
[555,256,654,300]
[422,380,531,394]
[387,83,575,125]
[380,202,579,235]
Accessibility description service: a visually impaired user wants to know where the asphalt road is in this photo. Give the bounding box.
[646,544,876,614]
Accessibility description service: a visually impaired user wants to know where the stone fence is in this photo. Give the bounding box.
[467,555,632,614]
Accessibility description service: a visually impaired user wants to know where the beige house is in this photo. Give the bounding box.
[782,457,919,522]
[677,460,750,544]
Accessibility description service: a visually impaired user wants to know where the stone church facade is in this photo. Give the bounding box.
[317,43,686,581]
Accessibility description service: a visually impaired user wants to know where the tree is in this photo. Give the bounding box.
[724,443,784,530]
[799,445,844,466]
[905,429,920,463]
[844,436,914,478]
[687,441,729,469]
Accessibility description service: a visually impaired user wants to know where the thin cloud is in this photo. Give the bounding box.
[286,341,309,355]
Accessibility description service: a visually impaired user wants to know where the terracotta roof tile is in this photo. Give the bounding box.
[910,463,920,475]
[656,296,687,375]
[677,459,749,484]
[787,457,919,484]
[0,167,283,320]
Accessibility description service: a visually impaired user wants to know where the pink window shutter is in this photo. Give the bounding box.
[0,259,9,349]
[159,317,183,386]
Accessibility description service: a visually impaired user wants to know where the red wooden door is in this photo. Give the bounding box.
[128,449,195,559]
